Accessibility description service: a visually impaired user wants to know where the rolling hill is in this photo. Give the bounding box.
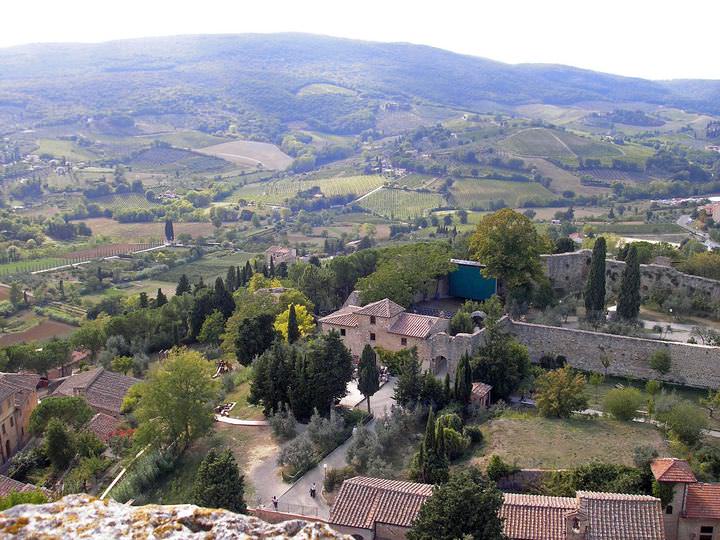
[0,33,718,139]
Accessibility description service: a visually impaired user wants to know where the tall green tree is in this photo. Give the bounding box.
[176,274,191,296]
[155,288,167,308]
[358,345,380,414]
[225,266,237,293]
[9,282,22,309]
[617,245,641,320]
[249,339,294,415]
[306,331,353,414]
[234,314,278,365]
[193,449,247,513]
[473,318,530,400]
[394,348,423,406]
[139,292,149,309]
[286,304,300,344]
[535,366,588,418]
[30,396,94,435]
[45,418,75,471]
[454,353,473,406]
[584,236,607,320]
[135,348,218,448]
[212,277,235,319]
[412,408,449,484]
[468,208,547,291]
[164,219,174,242]
[408,468,505,540]
[198,310,226,346]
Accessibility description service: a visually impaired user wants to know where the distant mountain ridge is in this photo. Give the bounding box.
[0,33,717,136]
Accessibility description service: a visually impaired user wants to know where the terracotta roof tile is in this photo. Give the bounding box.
[356,299,405,318]
[0,475,37,498]
[318,305,361,327]
[387,313,441,338]
[54,367,139,415]
[330,476,432,529]
[86,412,122,442]
[471,382,492,398]
[650,458,697,483]
[685,483,720,519]
[500,493,575,540]
[576,491,665,540]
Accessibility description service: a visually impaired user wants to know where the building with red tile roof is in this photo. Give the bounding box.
[0,474,41,498]
[652,457,720,540]
[319,298,450,374]
[53,367,139,417]
[471,382,492,408]
[86,412,122,442]
[330,477,666,540]
[0,373,39,465]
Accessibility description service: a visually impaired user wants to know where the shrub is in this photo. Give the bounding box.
[665,401,708,446]
[604,387,644,421]
[442,427,470,460]
[649,349,672,375]
[449,311,474,335]
[346,426,381,472]
[278,433,315,476]
[268,403,297,441]
[486,455,516,482]
[307,409,346,455]
[436,413,463,433]
[75,431,106,458]
[633,445,659,470]
[110,448,176,503]
[0,490,48,511]
[324,465,356,492]
[464,425,484,444]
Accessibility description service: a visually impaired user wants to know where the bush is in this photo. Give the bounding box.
[307,409,346,455]
[633,445,659,470]
[486,455,516,482]
[0,490,48,511]
[268,403,297,441]
[75,431,106,458]
[324,465,356,492]
[436,413,463,433]
[649,349,672,375]
[442,427,470,460]
[449,311,474,336]
[464,425,484,444]
[278,433,315,476]
[665,401,708,446]
[604,387,644,421]
[110,448,176,503]
[346,426,381,472]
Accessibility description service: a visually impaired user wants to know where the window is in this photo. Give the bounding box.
[401,337,407,346]
[370,333,376,341]
[340,328,346,336]
[370,316,376,325]
[665,505,673,515]
[9,417,13,427]
[700,526,714,540]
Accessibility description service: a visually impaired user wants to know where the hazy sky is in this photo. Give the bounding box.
[3,0,717,80]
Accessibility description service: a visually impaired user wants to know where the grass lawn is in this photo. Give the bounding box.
[235,174,385,205]
[141,424,277,505]
[156,250,257,283]
[35,138,97,161]
[223,366,266,421]
[473,410,670,469]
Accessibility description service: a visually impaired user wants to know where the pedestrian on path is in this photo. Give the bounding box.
[272,496,278,510]
[310,483,316,498]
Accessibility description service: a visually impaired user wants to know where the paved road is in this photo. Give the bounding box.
[677,214,720,249]
[214,415,269,426]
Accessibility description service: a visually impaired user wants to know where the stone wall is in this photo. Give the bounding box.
[541,250,720,302]
[508,320,720,389]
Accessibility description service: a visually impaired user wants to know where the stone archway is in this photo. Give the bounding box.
[431,356,448,377]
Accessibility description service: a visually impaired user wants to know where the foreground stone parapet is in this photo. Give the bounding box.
[0,494,350,539]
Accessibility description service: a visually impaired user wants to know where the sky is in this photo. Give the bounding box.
[2,0,718,80]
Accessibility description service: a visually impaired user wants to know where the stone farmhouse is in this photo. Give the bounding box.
[52,367,139,418]
[329,476,666,540]
[652,458,720,540]
[264,245,297,266]
[0,372,39,464]
[319,298,451,374]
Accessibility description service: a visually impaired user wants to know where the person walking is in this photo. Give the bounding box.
[310,482,316,498]
[272,496,278,510]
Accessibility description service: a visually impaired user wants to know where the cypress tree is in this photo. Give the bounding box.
[245,261,253,281]
[617,245,641,320]
[358,344,380,414]
[164,219,175,243]
[193,449,246,513]
[155,288,167,307]
[139,292,149,309]
[213,277,235,319]
[444,372,452,402]
[176,273,191,296]
[287,304,300,343]
[454,353,473,406]
[269,257,275,278]
[225,266,237,292]
[237,265,244,286]
[584,237,607,320]
[194,277,205,293]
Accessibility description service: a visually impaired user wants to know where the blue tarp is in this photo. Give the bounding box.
[448,262,497,301]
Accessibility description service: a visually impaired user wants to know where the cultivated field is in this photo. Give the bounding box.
[0,318,77,346]
[475,412,669,469]
[296,83,357,96]
[502,128,578,161]
[34,139,97,161]
[78,218,217,240]
[93,193,159,211]
[136,130,229,149]
[358,188,447,220]
[236,174,386,205]
[156,250,257,283]
[450,178,555,208]
[583,168,653,183]
[197,140,293,170]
